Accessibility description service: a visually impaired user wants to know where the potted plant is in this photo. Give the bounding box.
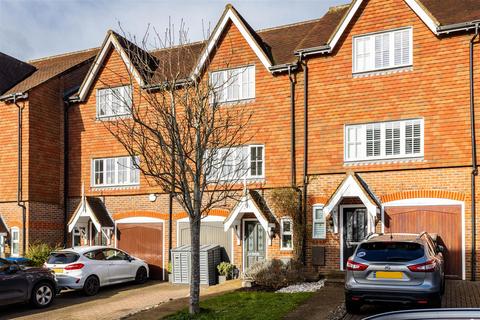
[217,262,234,284]
[167,262,172,283]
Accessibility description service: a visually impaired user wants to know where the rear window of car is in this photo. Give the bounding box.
[356,242,425,262]
[47,252,79,264]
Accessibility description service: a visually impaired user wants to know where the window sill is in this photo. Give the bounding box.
[208,177,265,184]
[280,248,293,252]
[353,66,413,78]
[96,114,132,121]
[344,156,424,166]
[91,184,140,191]
[212,98,255,106]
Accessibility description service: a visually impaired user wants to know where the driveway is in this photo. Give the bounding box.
[0,280,240,320]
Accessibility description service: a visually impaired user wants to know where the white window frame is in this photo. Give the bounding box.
[0,235,4,255]
[208,144,265,182]
[344,119,424,162]
[353,27,413,74]
[210,65,255,104]
[91,156,140,187]
[10,227,19,257]
[280,217,293,250]
[96,85,133,119]
[312,205,327,239]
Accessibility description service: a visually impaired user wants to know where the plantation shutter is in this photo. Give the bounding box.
[394,29,411,66]
[366,124,381,157]
[385,122,401,156]
[405,120,422,155]
[375,33,390,69]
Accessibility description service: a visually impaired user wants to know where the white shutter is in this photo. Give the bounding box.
[248,66,255,99]
[366,124,381,157]
[313,207,326,239]
[355,36,373,72]
[385,122,401,156]
[375,33,390,69]
[394,29,411,67]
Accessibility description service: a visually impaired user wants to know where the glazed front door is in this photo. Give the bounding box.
[244,221,266,270]
[343,207,368,268]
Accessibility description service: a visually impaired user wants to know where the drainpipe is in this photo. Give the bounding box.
[63,101,73,248]
[470,24,479,281]
[288,66,297,187]
[13,94,27,255]
[300,53,309,264]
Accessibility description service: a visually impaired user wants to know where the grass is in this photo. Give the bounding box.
[163,291,314,320]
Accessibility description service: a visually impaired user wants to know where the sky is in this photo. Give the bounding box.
[0,0,347,61]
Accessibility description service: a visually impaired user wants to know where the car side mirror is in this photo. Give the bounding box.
[437,245,445,253]
[7,264,20,274]
[126,256,133,262]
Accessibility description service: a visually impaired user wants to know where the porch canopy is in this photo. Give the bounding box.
[0,215,8,236]
[323,172,381,234]
[68,196,114,233]
[224,190,276,243]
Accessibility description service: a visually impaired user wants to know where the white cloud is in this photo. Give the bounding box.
[0,0,347,61]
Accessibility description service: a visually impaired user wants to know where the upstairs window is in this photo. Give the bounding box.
[92,156,140,187]
[96,85,132,118]
[207,145,264,182]
[345,119,423,162]
[210,66,255,103]
[353,28,412,74]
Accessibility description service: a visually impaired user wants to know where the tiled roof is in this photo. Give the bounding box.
[2,48,98,97]
[0,52,36,95]
[86,197,115,228]
[420,0,480,26]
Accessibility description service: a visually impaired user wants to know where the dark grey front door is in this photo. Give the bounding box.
[244,221,266,270]
[343,207,368,268]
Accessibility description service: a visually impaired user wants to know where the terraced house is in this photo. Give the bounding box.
[1,0,480,281]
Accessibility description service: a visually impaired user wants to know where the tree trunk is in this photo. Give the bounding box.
[189,214,201,314]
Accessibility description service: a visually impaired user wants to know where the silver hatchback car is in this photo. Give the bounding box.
[345,232,445,313]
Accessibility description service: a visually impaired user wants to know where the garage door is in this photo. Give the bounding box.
[117,223,164,280]
[178,221,232,262]
[384,205,462,278]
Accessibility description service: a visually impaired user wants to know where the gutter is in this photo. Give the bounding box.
[269,63,299,74]
[470,23,479,281]
[294,45,331,58]
[438,21,480,35]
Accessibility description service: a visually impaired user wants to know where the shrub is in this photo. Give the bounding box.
[217,262,235,278]
[244,259,306,290]
[25,242,61,267]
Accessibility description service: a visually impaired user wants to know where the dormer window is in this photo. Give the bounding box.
[353,28,412,74]
[96,85,132,119]
[210,66,255,104]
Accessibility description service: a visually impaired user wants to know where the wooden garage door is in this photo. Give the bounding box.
[117,223,164,280]
[384,205,462,278]
[178,221,232,262]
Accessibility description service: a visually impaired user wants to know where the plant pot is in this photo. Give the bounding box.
[218,275,227,284]
[168,273,173,283]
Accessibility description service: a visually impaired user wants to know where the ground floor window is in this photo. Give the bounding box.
[0,235,4,256]
[10,227,19,257]
[73,226,87,247]
[280,218,293,250]
[312,205,326,239]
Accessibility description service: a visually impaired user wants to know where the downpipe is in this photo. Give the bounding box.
[13,95,27,255]
[300,53,309,265]
[470,24,479,281]
[288,65,297,187]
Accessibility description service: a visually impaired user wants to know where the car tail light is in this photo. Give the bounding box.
[346,259,368,271]
[65,263,84,270]
[408,259,436,272]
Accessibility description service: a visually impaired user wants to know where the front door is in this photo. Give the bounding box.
[343,207,368,268]
[244,221,266,270]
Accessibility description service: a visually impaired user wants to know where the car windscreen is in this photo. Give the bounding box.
[47,252,79,264]
[356,242,425,262]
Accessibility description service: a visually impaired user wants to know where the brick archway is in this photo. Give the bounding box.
[381,190,466,203]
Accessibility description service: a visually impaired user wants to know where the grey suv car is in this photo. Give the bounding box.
[345,232,445,313]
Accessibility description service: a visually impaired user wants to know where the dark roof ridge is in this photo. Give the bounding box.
[28,47,100,63]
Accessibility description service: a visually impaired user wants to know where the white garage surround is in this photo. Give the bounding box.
[114,217,166,280]
[383,198,466,280]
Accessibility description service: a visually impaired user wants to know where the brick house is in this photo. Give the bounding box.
[2,0,480,281]
[0,49,97,257]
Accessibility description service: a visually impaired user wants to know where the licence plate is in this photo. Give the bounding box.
[375,271,403,279]
[52,268,64,274]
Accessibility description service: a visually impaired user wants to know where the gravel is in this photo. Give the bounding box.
[276,279,325,293]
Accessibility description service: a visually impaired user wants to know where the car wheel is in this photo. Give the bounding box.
[345,300,361,314]
[83,276,100,296]
[135,267,148,284]
[31,282,55,308]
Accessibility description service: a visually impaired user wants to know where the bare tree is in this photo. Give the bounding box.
[100,22,253,314]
